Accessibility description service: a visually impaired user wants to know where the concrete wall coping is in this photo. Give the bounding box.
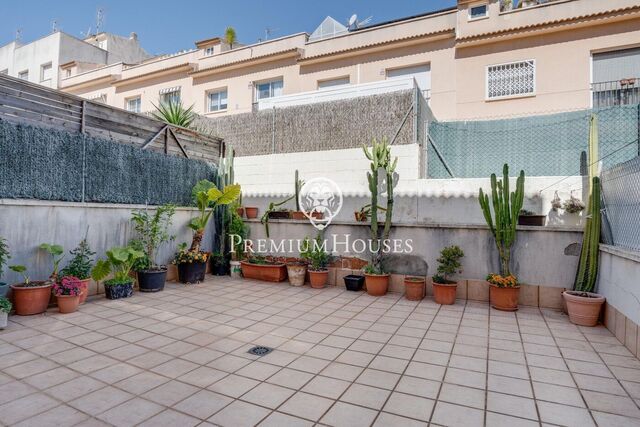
[600,244,640,263]
[0,198,199,212]
[245,218,583,233]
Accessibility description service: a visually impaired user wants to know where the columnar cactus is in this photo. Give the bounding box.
[574,177,601,293]
[478,164,525,277]
[363,138,398,269]
[295,170,302,212]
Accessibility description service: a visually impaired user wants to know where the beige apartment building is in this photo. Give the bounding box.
[60,0,640,121]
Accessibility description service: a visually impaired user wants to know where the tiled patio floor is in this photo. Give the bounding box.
[2,278,640,427]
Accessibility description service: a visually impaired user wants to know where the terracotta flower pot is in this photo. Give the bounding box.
[241,261,287,282]
[311,211,324,220]
[78,278,91,304]
[365,274,390,296]
[433,281,458,305]
[354,212,367,222]
[291,211,306,220]
[10,282,52,315]
[287,263,307,287]
[309,270,329,289]
[404,277,425,301]
[489,284,520,311]
[56,294,80,314]
[245,207,259,219]
[563,291,605,327]
[236,207,245,218]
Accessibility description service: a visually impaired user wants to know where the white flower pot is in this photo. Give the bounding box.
[0,312,7,329]
[230,261,242,279]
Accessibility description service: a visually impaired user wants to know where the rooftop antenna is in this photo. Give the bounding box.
[348,14,372,30]
[96,7,105,34]
[15,28,22,42]
[264,27,279,40]
[52,20,58,33]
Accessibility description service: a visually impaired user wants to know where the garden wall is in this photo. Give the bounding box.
[244,219,583,299]
[0,199,213,295]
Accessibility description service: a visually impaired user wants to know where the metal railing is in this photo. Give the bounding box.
[592,79,640,109]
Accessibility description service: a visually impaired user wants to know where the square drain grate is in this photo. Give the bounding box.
[248,346,274,356]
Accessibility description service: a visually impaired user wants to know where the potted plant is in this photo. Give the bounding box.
[210,252,228,276]
[479,164,525,311]
[354,204,386,222]
[91,246,145,300]
[60,238,95,303]
[564,176,605,326]
[362,138,397,296]
[177,181,241,283]
[291,170,307,220]
[241,256,287,282]
[0,297,10,329]
[0,237,9,298]
[9,265,52,315]
[404,276,426,301]
[245,206,259,219]
[131,204,176,292]
[518,209,546,226]
[286,260,307,287]
[39,243,65,281]
[432,245,465,305]
[344,275,365,291]
[562,193,585,214]
[53,276,82,314]
[228,209,249,278]
[235,192,245,218]
[301,235,330,288]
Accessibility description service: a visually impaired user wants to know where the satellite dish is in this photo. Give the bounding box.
[348,14,358,28]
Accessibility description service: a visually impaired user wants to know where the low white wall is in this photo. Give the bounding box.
[598,245,640,326]
[0,199,211,285]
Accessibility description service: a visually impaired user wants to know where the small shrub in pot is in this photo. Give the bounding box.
[60,238,95,303]
[301,235,330,289]
[53,276,82,314]
[432,246,464,305]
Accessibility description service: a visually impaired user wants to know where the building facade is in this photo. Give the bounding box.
[59,0,640,121]
[0,31,152,90]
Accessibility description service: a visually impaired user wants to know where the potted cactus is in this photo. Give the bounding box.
[479,164,524,311]
[563,174,604,326]
[0,296,10,329]
[432,245,465,305]
[60,238,95,303]
[362,138,397,296]
[301,235,330,288]
[91,246,145,300]
[9,265,51,315]
[0,237,9,298]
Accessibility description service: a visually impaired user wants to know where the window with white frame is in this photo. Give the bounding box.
[204,47,215,56]
[40,63,52,82]
[486,60,535,99]
[207,89,228,112]
[255,79,283,101]
[159,87,181,105]
[126,97,141,113]
[469,4,488,20]
[18,70,29,80]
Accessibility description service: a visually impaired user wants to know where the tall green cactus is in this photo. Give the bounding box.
[574,177,601,293]
[216,148,235,253]
[478,164,525,277]
[363,138,398,269]
[295,170,302,212]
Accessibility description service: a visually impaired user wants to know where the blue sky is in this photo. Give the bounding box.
[2,1,456,54]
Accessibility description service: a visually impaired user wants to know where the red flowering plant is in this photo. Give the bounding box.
[53,276,82,296]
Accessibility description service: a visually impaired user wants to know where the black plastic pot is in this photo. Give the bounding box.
[344,275,365,291]
[105,282,134,300]
[178,261,207,284]
[268,211,291,219]
[518,215,546,226]
[137,269,167,292]
[211,262,229,276]
[0,282,8,298]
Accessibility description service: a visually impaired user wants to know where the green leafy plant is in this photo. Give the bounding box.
[60,238,95,280]
[363,264,384,275]
[151,100,197,128]
[210,252,227,267]
[478,164,525,277]
[228,210,249,260]
[574,177,601,293]
[39,243,64,280]
[0,237,9,280]
[433,246,465,284]
[91,246,145,286]
[300,235,330,271]
[131,204,176,270]
[0,297,11,313]
[362,137,397,273]
[188,182,241,253]
[129,239,151,271]
[9,265,30,285]
[225,26,237,49]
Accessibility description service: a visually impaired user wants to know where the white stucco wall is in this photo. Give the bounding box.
[598,245,640,326]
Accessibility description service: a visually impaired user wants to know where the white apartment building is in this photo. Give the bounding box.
[0,31,152,90]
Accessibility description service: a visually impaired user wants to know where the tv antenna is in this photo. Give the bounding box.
[264,27,279,40]
[348,14,372,30]
[52,20,59,33]
[15,28,22,42]
[96,7,105,34]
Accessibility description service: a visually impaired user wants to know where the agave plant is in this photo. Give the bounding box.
[151,100,197,128]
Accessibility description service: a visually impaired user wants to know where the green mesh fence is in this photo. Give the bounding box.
[0,120,216,205]
[428,104,640,178]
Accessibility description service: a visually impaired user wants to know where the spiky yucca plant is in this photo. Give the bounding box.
[152,100,197,128]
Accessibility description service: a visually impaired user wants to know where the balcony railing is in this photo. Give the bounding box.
[592,79,640,109]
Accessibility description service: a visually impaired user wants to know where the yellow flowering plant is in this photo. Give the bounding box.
[486,273,519,288]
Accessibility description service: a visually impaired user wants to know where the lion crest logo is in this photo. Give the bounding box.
[298,177,343,230]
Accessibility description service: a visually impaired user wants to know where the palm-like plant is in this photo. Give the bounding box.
[225,27,237,49]
[189,183,241,252]
[151,100,197,128]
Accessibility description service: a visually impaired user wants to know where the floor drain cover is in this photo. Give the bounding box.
[248,346,273,356]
